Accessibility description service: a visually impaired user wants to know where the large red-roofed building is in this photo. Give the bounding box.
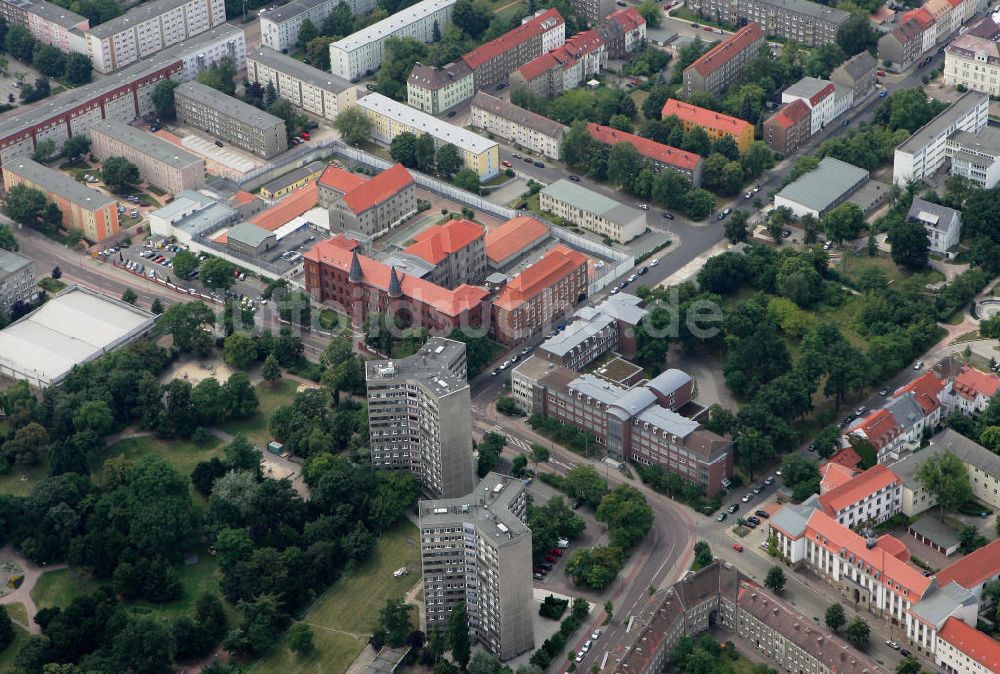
[661,98,755,152]
[304,238,487,332]
[817,464,902,527]
[683,22,765,96]
[586,123,704,186]
[492,244,588,344]
[317,163,417,238]
[936,617,1000,674]
[403,218,486,289]
[943,365,1000,416]
[461,9,566,93]
[511,30,607,99]
[485,215,549,269]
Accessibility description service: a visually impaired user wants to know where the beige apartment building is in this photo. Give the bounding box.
[944,32,1000,96]
[84,0,227,73]
[175,81,287,159]
[469,92,568,159]
[685,0,849,46]
[247,47,359,122]
[419,473,534,661]
[540,178,645,243]
[88,119,205,194]
[406,61,475,114]
[683,22,764,96]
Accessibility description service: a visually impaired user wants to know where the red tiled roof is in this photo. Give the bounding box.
[939,617,1000,672]
[819,462,856,493]
[686,22,764,78]
[952,365,1000,401]
[342,163,414,215]
[318,165,367,193]
[848,409,903,451]
[894,371,944,415]
[328,232,359,251]
[808,82,836,106]
[486,215,549,264]
[661,99,753,136]
[769,99,811,130]
[876,534,910,561]
[829,446,863,469]
[232,190,256,205]
[404,218,484,265]
[903,7,935,27]
[494,244,587,311]
[587,123,702,171]
[562,29,604,58]
[607,6,644,31]
[462,8,564,70]
[249,181,318,232]
[517,52,569,81]
[890,17,926,43]
[936,538,1000,590]
[304,239,487,317]
[818,465,901,516]
[806,509,932,600]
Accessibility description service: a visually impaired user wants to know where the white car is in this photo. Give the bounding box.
[742,493,753,502]
[638,204,649,210]
[575,653,584,663]
[591,629,602,640]
[627,274,638,282]
[886,641,900,650]
[649,259,659,267]
[499,360,511,370]
[914,360,924,369]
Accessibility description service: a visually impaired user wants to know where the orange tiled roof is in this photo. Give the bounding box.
[808,82,836,107]
[819,462,856,493]
[607,6,644,31]
[462,9,564,70]
[318,165,367,193]
[249,181,318,232]
[686,22,764,78]
[939,617,1000,672]
[486,215,549,264]
[232,190,257,205]
[806,509,932,600]
[829,446,863,469]
[328,232,359,251]
[903,7,935,27]
[935,538,1000,590]
[587,123,702,171]
[516,29,603,80]
[770,99,811,130]
[876,534,910,561]
[952,365,1000,401]
[848,408,903,451]
[661,99,753,136]
[404,218,484,265]
[894,371,944,415]
[213,230,228,244]
[342,163,414,215]
[304,239,487,317]
[818,464,901,516]
[494,244,587,311]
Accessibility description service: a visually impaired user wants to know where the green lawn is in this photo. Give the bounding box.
[218,378,300,448]
[31,551,238,623]
[303,520,420,634]
[95,435,224,499]
[837,253,944,287]
[252,624,365,674]
[0,605,29,674]
[38,278,67,293]
[0,461,49,497]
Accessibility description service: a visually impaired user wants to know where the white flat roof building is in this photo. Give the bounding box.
[893,91,988,185]
[328,0,455,80]
[247,47,359,121]
[357,92,499,179]
[0,285,155,387]
[259,0,376,52]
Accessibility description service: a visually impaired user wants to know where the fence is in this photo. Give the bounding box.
[235,138,341,191]
[548,225,634,295]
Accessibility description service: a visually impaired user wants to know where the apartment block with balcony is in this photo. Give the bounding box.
[419,474,533,660]
[684,0,849,46]
[21,0,88,53]
[366,337,476,499]
[174,81,288,159]
[84,0,227,73]
[0,249,37,316]
[460,8,565,93]
[247,47,358,122]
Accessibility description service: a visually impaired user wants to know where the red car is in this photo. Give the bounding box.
[732,543,744,552]
[545,555,558,563]
[549,549,563,557]
[301,132,311,140]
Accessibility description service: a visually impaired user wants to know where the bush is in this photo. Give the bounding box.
[540,594,569,619]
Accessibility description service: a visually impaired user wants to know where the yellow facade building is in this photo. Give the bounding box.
[662,98,755,153]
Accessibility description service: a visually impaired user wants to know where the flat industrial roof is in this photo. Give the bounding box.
[175,81,285,130]
[227,221,274,247]
[357,93,497,154]
[331,0,455,52]
[948,127,1000,155]
[89,119,203,169]
[0,25,245,142]
[248,47,355,94]
[775,157,868,211]
[897,91,988,155]
[3,158,116,211]
[0,285,155,386]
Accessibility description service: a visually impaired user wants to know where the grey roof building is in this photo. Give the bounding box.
[831,50,877,104]
[538,292,647,369]
[246,47,359,122]
[225,222,277,258]
[684,0,848,46]
[907,581,975,628]
[174,81,288,159]
[0,248,37,316]
[470,91,568,160]
[906,197,962,256]
[773,157,869,217]
[88,119,205,194]
[149,189,240,243]
[893,91,989,186]
[945,126,1000,189]
[539,179,646,243]
[418,473,534,660]
[769,495,823,538]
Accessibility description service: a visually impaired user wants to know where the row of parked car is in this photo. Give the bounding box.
[533,537,569,580]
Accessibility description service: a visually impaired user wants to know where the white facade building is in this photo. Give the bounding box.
[84,0,227,73]
[781,77,838,135]
[893,91,989,185]
[247,47,358,121]
[906,197,961,256]
[328,0,455,80]
[259,0,376,52]
[945,127,1000,188]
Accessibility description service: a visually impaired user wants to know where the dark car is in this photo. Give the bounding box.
[728,504,739,514]
[534,567,548,575]
[214,140,224,147]
[755,510,770,519]
[534,161,545,168]
[524,156,533,162]
[663,212,674,219]
[569,175,581,181]
[540,562,553,570]
[900,650,911,658]
[842,119,850,126]
[447,110,457,117]
[880,386,891,396]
